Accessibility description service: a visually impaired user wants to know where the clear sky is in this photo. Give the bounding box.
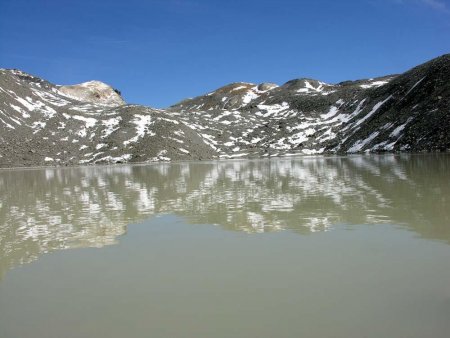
[0,0,449,108]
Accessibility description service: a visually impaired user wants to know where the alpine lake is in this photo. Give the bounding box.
[0,154,449,338]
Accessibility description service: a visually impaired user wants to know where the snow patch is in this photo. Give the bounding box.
[124,114,155,146]
[348,131,380,153]
[360,80,389,89]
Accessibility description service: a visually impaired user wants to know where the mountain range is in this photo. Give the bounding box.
[0,54,449,168]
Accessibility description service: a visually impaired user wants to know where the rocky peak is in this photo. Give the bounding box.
[171,81,279,111]
[280,78,336,96]
[58,80,125,107]
[257,82,278,91]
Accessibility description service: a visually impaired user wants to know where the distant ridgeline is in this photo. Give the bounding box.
[0,54,449,167]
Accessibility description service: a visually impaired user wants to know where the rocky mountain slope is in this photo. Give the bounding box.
[0,54,449,167]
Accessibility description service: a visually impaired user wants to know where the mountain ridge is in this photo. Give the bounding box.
[0,54,449,168]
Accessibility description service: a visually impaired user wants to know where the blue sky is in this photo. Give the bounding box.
[0,0,449,107]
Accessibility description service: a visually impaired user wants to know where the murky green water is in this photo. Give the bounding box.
[0,154,449,338]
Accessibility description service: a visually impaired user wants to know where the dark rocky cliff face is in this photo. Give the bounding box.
[0,54,449,167]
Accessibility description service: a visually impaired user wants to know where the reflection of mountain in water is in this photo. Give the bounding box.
[1,154,449,277]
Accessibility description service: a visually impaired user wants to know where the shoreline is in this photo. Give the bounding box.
[1,150,448,171]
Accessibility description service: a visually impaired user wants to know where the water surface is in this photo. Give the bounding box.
[0,154,449,337]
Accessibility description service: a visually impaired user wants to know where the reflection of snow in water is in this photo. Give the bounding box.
[1,154,447,277]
